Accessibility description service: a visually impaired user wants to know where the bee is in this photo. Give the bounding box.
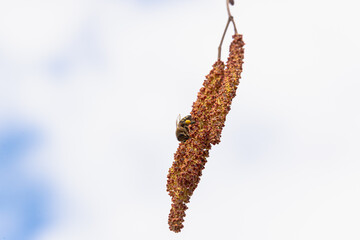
[176,114,195,142]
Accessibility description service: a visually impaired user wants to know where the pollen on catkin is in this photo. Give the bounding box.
[166,34,245,233]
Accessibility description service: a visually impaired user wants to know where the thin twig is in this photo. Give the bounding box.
[218,17,231,60]
[218,0,238,60]
[226,0,232,18]
[226,0,238,35]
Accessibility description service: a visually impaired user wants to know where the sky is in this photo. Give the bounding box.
[0,0,360,239]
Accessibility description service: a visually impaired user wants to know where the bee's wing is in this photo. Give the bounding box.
[176,114,181,127]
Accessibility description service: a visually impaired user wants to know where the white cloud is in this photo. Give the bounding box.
[1,0,360,239]
[0,0,88,61]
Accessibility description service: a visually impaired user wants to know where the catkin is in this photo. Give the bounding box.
[167,34,245,232]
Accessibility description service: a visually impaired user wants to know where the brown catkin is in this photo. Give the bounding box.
[167,34,245,233]
[209,34,245,144]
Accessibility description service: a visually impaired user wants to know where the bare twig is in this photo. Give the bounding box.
[227,0,238,34]
[218,0,238,60]
[218,17,231,60]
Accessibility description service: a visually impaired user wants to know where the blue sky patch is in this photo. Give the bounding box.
[0,125,50,240]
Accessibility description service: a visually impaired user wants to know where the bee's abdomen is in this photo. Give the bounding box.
[176,128,190,142]
[177,134,189,142]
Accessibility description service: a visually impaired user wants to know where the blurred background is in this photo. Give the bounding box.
[0,0,359,239]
